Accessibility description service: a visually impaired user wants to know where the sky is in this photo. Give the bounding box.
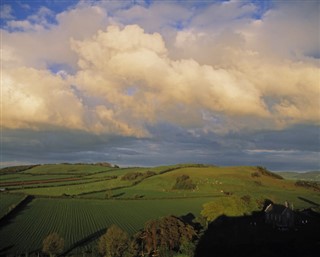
[0,0,319,171]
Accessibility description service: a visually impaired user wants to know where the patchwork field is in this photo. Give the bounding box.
[0,163,319,256]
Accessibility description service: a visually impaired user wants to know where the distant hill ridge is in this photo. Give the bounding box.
[278,171,320,181]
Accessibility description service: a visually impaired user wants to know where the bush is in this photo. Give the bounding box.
[98,225,129,257]
[42,232,64,257]
[251,172,261,178]
[121,172,143,181]
[172,175,196,190]
[121,171,156,181]
[179,238,195,257]
[201,196,257,222]
[295,180,320,191]
[256,166,283,179]
[241,195,251,204]
[142,216,197,255]
[145,170,156,177]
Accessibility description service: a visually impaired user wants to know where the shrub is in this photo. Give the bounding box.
[201,196,258,222]
[145,170,156,177]
[241,195,251,204]
[295,180,320,191]
[172,175,196,190]
[121,172,143,181]
[142,216,197,255]
[98,225,129,257]
[251,172,261,178]
[42,232,64,257]
[256,166,283,179]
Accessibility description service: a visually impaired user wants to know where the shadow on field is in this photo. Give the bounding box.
[113,192,125,198]
[0,245,14,256]
[61,228,107,256]
[195,207,320,257]
[0,195,34,228]
[298,197,320,207]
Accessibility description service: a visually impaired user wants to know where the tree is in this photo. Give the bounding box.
[143,216,196,255]
[179,237,195,257]
[98,225,129,257]
[172,175,196,190]
[201,196,258,222]
[42,232,64,257]
[105,188,113,199]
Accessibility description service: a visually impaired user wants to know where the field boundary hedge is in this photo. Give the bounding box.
[7,176,117,191]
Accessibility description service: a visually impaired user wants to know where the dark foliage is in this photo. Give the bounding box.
[98,225,129,257]
[295,180,320,191]
[256,166,283,179]
[241,195,251,204]
[172,175,196,190]
[130,215,197,256]
[42,232,64,257]
[121,171,156,181]
[251,171,261,178]
[121,172,143,181]
[96,162,113,167]
[0,165,39,174]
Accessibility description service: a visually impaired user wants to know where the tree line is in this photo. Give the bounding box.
[42,215,198,257]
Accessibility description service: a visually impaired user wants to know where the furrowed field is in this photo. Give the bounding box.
[0,197,209,255]
[0,163,319,256]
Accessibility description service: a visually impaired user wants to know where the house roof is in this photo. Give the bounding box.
[265,204,291,215]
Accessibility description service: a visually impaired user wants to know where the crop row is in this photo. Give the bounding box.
[0,197,210,255]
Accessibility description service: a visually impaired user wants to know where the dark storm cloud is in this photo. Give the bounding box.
[2,124,319,171]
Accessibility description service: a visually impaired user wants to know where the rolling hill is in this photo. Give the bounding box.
[0,163,319,256]
[278,171,320,181]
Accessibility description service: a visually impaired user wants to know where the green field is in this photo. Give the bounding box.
[0,197,209,255]
[278,171,320,181]
[0,193,26,219]
[20,164,114,175]
[0,163,319,256]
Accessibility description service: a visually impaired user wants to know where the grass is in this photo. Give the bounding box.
[278,171,320,181]
[0,193,26,219]
[0,173,76,183]
[12,177,132,196]
[21,164,113,175]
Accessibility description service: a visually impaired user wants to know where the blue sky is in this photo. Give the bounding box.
[1,0,319,171]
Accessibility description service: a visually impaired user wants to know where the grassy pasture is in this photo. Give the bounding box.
[81,166,320,210]
[21,164,113,175]
[278,171,320,181]
[0,173,76,183]
[12,177,132,196]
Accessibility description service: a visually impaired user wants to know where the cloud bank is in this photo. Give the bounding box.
[1,0,319,170]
